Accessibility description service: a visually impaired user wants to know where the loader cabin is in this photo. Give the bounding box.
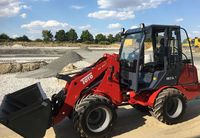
[120,24,194,92]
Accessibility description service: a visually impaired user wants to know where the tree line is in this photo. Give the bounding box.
[42,29,121,44]
[0,34,30,42]
[0,28,121,45]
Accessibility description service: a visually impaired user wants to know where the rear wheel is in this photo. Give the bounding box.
[151,88,186,124]
[73,95,117,138]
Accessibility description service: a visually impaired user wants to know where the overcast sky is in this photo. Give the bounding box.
[0,0,200,39]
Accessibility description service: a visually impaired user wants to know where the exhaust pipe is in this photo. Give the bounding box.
[0,83,52,138]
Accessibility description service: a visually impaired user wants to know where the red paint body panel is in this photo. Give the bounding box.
[176,64,200,100]
[94,54,122,105]
[178,64,198,84]
[128,86,168,107]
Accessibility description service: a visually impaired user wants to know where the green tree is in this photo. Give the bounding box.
[66,28,78,42]
[114,33,121,42]
[95,33,106,43]
[16,35,30,42]
[80,30,94,42]
[107,34,115,43]
[42,30,53,42]
[55,30,66,42]
[0,33,10,42]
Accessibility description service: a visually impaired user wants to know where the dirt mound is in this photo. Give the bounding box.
[0,62,47,74]
[21,62,47,72]
[0,64,12,74]
[61,63,77,73]
[10,63,22,73]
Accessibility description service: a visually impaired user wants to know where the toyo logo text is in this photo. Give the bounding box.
[80,73,94,85]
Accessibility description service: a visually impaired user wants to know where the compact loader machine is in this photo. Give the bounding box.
[1,24,200,138]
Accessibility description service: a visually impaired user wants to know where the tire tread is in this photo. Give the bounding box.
[151,88,186,125]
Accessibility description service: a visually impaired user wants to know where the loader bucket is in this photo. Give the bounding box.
[0,83,52,138]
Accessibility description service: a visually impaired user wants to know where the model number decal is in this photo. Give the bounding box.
[80,73,93,85]
[166,76,176,81]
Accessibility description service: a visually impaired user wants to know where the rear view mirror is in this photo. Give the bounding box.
[140,23,145,29]
[121,28,125,35]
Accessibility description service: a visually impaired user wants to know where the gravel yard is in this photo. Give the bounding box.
[0,73,63,102]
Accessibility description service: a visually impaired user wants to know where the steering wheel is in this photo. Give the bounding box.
[142,62,156,72]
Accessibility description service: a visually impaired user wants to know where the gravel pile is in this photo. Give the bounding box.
[16,50,83,78]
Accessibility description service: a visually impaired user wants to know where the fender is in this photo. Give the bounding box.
[129,86,188,107]
[147,84,200,107]
[147,86,173,107]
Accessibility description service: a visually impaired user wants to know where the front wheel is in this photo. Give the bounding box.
[151,88,186,124]
[73,95,117,138]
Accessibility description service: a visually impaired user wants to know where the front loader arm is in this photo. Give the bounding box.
[53,54,121,124]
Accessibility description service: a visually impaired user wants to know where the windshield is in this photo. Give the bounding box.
[120,32,143,62]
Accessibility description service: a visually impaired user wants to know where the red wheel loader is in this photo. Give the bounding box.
[1,24,200,138]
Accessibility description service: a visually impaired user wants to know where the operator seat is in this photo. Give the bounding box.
[138,38,165,90]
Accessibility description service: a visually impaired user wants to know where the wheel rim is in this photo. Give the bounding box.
[166,97,183,118]
[86,107,112,133]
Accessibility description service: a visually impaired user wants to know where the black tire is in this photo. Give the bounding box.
[150,88,186,124]
[132,104,149,113]
[72,95,117,138]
